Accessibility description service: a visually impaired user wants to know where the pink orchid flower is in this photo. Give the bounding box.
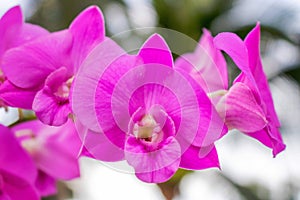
[213,23,285,156]
[11,119,81,197]
[0,6,48,109]
[0,125,40,200]
[177,24,285,156]
[72,34,228,183]
[2,6,105,126]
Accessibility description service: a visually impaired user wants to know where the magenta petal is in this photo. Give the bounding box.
[175,29,228,94]
[0,125,37,183]
[13,23,49,46]
[268,125,286,156]
[35,171,56,197]
[216,82,267,132]
[138,34,173,67]
[0,80,38,109]
[94,54,137,148]
[244,23,280,127]
[33,68,71,126]
[175,53,209,91]
[38,140,80,180]
[33,88,71,126]
[247,124,285,157]
[72,38,125,132]
[0,193,10,200]
[75,118,124,161]
[172,69,228,148]
[2,30,72,88]
[180,145,220,170]
[214,32,257,90]
[69,6,105,71]
[0,6,22,56]
[13,120,81,180]
[82,129,125,162]
[38,121,80,180]
[125,136,181,183]
[109,62,226,148]
[1,170,39,200]
[199,29,228,89]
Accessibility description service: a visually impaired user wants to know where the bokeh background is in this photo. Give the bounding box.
[1,0,300,199]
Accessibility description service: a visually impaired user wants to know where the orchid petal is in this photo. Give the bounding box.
[33,68,71,126]
[0,125,37,183]
[180,145,220,170]
[214,32,257,90]
[216,82,267,132]
[199,29,228,89]
[268,125,286,156]
[35,171,56,197]
[12,120,81,180]
[173,69,228,147]
[74,117,124,161]
[72,38,125,132]
[83,129,125,162]
[69,6,105,71]
[0,6,22,56]
[13,23,49,46]
[2,30,72,88]
[94,54,137,148]
[175,29,228,94]
[0,193,10,200]
[138,34,173,67]
[0,80,38,109]
[247,124,286,157]
[1,170,39,200]
[33,88,71,126]
[244,23,280,127]
[175,53,209,91]
[38,135,80,180]
[125,136,181,183]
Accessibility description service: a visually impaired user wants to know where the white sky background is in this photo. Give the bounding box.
[0,0,31,17]
[1,0,300,199]
[212,0,300,34]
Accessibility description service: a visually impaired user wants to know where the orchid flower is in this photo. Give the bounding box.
[11,119,81,197]
[0,125,39,200]
[72,34,228,183]
[2,6,105,126]
[176,24,285,156]
[0,6,48,109]
[213,23,285,156]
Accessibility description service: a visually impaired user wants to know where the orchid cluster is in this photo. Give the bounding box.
[0,5,285,199]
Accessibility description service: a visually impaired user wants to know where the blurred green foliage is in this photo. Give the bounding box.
[153,0,234,39]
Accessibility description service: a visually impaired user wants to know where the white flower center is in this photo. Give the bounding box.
[133,114,162,142]
[55,76,74,99]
